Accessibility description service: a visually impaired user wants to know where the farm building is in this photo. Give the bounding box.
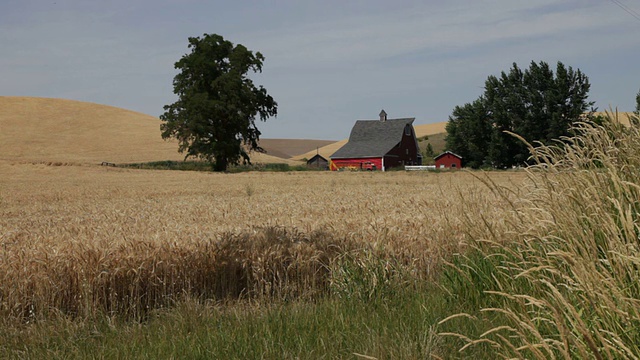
[330,110,422,171]
[306,154,328,169]
[434,151,462,169]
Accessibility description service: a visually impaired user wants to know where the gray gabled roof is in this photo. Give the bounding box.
[307,154,328,162]
[330,118,415,159]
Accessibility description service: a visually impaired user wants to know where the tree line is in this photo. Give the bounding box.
[445,61,595,169]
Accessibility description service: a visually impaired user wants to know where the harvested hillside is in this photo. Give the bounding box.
[418,132,447,159]
[292,139,349,162]
[0,97,300,166]
[258,138,335,159]
[593,111,634,125]
[414,122,448,137]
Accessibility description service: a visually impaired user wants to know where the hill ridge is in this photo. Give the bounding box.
[0,97,300,165]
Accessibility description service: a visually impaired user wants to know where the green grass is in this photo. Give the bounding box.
[121,160,213,171]
[0,283,498,359]
[0,250,502,359]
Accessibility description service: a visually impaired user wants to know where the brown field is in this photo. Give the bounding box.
[0,161,526,319]
[292,139,349,161]
[593,110,634,125]
[1,96,445,165]
[258,138,336,159]
[0,96,301,166]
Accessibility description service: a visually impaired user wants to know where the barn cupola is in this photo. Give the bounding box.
[379,109,387,122]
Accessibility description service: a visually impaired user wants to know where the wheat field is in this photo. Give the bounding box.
[0,97,485,322]
[0,161,525,320]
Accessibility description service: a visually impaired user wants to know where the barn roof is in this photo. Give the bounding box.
[434,151,462,160]
[330,118,415,159]
[306,154,328,162]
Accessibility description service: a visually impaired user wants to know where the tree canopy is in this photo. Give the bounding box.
[446,61,593,168]
[635,88,640,116]
[160,33,277,172]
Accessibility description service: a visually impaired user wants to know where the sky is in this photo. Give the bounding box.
[1,0,639,140]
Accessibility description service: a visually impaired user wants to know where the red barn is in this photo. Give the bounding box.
[434,151,462,169]
[330,110,422,171]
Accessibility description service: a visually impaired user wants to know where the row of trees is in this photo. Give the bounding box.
[445,61,594,168]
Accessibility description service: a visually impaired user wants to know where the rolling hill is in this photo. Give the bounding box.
[0,97,302,165]
[258,139,335,159]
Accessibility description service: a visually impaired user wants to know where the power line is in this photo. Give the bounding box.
[609,0,640,22]
[611,0,640,18]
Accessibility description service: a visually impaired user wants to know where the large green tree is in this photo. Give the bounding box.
[160,33,277,172]
[635,88,640,116]
[446,61,593,168]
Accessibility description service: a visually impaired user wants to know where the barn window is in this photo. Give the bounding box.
[406,149,409,155]
[451,163,457,168]
[405,125,411,136]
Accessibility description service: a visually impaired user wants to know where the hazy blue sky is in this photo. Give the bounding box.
[1,0,639,139]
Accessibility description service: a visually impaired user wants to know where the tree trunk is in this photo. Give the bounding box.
[213,157,228,172]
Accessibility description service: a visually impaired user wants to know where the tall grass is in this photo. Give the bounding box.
[440,112,640,358]
[0,227,350,322]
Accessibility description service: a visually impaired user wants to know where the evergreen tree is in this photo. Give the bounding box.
[425,143,435,158]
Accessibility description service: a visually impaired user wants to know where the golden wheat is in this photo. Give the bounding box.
[0,163,524,321]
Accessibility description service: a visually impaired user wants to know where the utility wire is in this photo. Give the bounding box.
[611,0,640,18]
[609,0,640,22]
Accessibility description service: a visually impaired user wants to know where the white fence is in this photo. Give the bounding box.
[404,165,436,171]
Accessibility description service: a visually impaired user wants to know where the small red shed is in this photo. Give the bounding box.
[434,151,462,169]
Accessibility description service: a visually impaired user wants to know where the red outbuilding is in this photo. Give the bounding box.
[329,110,422,171]
[434,151,462,169]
